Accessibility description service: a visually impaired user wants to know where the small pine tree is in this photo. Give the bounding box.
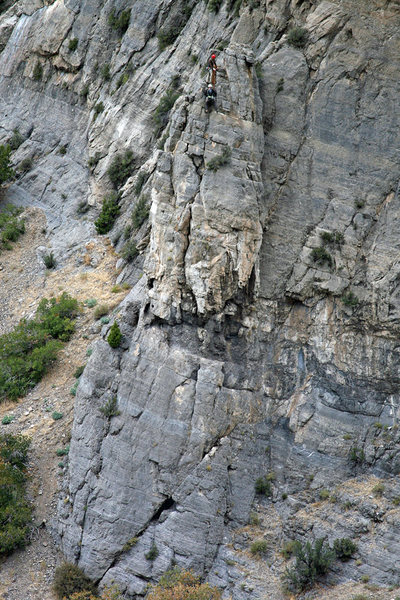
[107,322,122,348]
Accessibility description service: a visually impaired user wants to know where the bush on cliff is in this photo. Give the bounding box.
[0,434,32,555]
[282,537,335,593]
[0,144,14,184]
[0,205,25,251]
[147,568,222,600]
[53,563,97,600]
[107,321,122,348]
[0,293,78,402]
[94,192,120,234]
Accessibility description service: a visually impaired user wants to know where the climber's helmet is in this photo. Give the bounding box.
[208,84,213,88]
[211,54,216,59]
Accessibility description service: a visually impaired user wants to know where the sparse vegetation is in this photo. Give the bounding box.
[0,292,78,401]
[250,539,268,556]
[333,537,357,561]
[342,291,359,307]
[80,83,89,99]
[287,26,308,49]
[145,543,159,561]
[68,38,78,51]
[321,230,344,246]
[52,411,63,420]
[93,101,104,119]
[157,25,183,50]
[372,482,385,497]
[283,538,335,593]
[94,304,109,320]
[33,61,43,81]
[8,128,24,151]
[84,298,97,308]
[349,446,365,465]
[311,246,332,266]
[1,415,15,425]
[43,251,56,269]
[276,77,284,93]
[108,9,131,35]
[115,72,129,90]
[108,150,135,189]
[101,64,111,81]
[0,145,14,184]
[95,192,120,234]
[134,171,150,196]
[74,365,85,378]
[206,147,232,171]
[0,434,32,555]
[132,194,150,229]
[147,568,222,600]
[0,205,25,251]
[18,157,33,173]
[122,537,138,552]
[53,562,97,600]
[121,240,138,262]
[208,0,223,13]
[152,83,181,138]
[319,489,330,500]
[107,321,122,348]
[99,396,120,418]
[255,476,272,497]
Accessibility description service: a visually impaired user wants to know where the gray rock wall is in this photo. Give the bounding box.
[1,0,400,597]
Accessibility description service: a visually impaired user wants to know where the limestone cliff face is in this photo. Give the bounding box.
[1,0,400,597]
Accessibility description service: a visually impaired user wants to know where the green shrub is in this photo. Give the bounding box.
[121,240,138,262]
[349,446,365,465]
[33,62,43,81]
[280,540,297,560]
[319,489,330,501]
[53,562,97,600]
[95,192,120,234]
[84,298,97,308]
[255,476,272,496]
[8,129,24,151]
[0,434,31,555]
[342,291,359,307]
[0,293,77,402]
[157,26,183,51]
[283,538,335,593]
[101,64,111,81]
[70,381,78,396]
[311,246,332,266]
[108,9,131,35]
[107,322,122,348]
[287,26,308,48]
[99,396,120,418]
[74,365,85,379]
[227,0,242,15]
[52,411,63,421]
[19,157,33,173]
[0,145,14,184]
[250,539,268,556]
[152,81,181,137]
[80,84,89,99]
[68,38,78,51]
[145,543,159,561]
[208,0,223,12]
[108,150,135,189]
[116,72,129,89]
[122,537,138,552]
[56,446,69,456]
[93,102,104,119]
[132,195,150,229]
[0,205,24,251]
[43,252,56,269]
[276,77,284,93]
[100,316,110,325]
[333,538,357,561]
[1,415,14,425]
[58,145,67,155]
[206,147,232,172]
[134,171,150,196]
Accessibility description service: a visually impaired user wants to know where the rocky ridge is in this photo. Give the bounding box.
[1,0,400,598]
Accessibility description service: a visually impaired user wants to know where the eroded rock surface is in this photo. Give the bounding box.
[1,0,400,597]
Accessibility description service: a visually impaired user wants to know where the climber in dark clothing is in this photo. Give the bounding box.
[203,84,217,113]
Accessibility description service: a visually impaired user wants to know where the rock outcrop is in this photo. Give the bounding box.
[1,0,400,597]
